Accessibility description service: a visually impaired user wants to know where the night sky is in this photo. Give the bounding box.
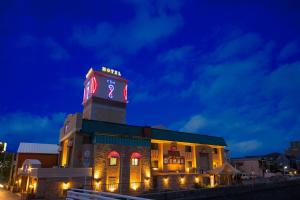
[1,0,300,156]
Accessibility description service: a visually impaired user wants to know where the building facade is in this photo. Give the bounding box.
[231,157,264,177]
[285,141,300,171]
[11,143,59,193]
[14,67,229,199]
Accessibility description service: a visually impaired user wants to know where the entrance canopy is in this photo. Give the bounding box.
[209,162,241,175]
[22,159,42,169]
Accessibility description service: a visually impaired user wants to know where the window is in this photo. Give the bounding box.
[131,158,139,166]
[187,161,192,168]
[151,143,158,150]
[82,136,91,144]
[151,160,158,168]
[213,148,218,154]
[109,157,117,166]
[185,146,192,152]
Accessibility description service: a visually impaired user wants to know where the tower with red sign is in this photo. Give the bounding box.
[82,67,128,123]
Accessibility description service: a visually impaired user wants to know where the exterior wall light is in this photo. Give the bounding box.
[108,185,116,192]
[131,183,139,191]
[145,177,150,182]
[95,178,101,189]
[163,176,169,186]
[62,182,70,190]
[195,176,199,183]
[180,176,185,184]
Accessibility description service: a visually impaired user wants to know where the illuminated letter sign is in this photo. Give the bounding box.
[102,66,122,77]
[107,80,115,99]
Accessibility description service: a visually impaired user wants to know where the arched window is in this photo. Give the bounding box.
[131,152,141,166]
[108,151,120,166]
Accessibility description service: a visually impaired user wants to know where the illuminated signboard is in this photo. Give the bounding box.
[0,142,7,153]
[101,67,122,77]
[83,68,127,104]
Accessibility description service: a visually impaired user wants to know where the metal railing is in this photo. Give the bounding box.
[66,188,152,200]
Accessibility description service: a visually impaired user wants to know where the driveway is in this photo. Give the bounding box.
[0,188,20,200]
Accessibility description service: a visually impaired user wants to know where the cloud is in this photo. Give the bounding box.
[0,112,66,151]
[44,37,70,61]
[18,35,70,61]
[278,41,300,61]
[230,140,262,154]
[158,45,194,63]
[176,30,300,156]
[72,0,184,62]
[157,45,194,85]
[208,33,263,62]
[180,115,207,132]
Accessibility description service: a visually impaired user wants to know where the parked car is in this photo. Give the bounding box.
[241,173,251,180]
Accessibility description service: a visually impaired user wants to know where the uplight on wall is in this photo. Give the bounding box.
[131,183,139,191]
[94,178,101,190]
[62,182,70,190]
[145,177,150,183]
[163,176,169,186]
[195,176,199,183]
[108,184,117,192]
[180,176,185,184]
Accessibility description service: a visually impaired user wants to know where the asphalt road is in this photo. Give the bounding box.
[0,188,20,200]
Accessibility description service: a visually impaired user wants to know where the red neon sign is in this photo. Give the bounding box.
[90,76,97,94]
[123,84,128,102]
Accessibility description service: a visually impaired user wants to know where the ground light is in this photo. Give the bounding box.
[62,182,70,190]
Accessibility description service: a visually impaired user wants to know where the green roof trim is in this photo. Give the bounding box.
[94,134,150,147]
[81,119,143,137]
[151,128,227,146]
[80,119,226,146]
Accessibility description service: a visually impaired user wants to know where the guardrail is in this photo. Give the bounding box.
[66,188,152,200]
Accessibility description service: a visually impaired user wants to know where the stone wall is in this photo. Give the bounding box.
[36,177,92,200]
[93,143,151,194]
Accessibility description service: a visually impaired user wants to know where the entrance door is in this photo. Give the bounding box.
[199,153,210,171]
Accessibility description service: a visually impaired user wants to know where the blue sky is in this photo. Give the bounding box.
[1,0,300,156]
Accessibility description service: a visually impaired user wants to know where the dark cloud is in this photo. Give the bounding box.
[176,31,300,156]
[72,0,184,63]
[0,112,66,151]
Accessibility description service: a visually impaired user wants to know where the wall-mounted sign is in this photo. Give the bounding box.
[102,67,122,77]
[83,69,128,104]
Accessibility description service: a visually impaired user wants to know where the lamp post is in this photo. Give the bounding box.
[283,166,288,176]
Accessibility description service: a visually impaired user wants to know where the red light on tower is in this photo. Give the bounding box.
[90,76,97,94]
[123,84,128,102]
[83,76,98,104]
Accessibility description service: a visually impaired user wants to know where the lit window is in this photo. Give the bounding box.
[214,148,218,154]
[151,143,158,150]
[187,161,192,168]
[185,146,192,152]
[152,160,159,168]
[131,158,139,166]
[109,157,117,166]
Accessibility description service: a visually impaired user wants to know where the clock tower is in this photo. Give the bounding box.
[82,67,128,123]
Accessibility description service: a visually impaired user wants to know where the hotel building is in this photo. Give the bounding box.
[15,67,231,199]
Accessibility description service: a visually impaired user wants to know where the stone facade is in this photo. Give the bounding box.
[93,143,151,194]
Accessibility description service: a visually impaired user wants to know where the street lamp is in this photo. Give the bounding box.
[283,166,288,175]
